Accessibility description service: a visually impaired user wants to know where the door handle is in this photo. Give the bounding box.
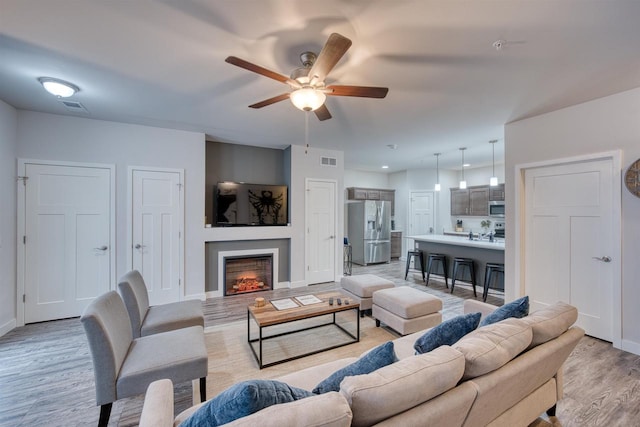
[94,245,108,251]
[135,244,146,250]
[592,256,612,263]
[329,235,334,239]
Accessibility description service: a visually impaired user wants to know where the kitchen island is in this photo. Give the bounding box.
[409,234,505,296]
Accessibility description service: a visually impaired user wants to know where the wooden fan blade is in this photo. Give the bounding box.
[308,33,352,85]
[225,56,300,87]
[249,93,290,109]
[314,104,332,121]
[326,85,389,98]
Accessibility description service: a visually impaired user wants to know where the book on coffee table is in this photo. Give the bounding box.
[270,298,299,310]
[294,294,323,306]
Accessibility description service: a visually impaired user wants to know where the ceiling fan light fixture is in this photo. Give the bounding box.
[38,77,79,97]
[290,87,326,112]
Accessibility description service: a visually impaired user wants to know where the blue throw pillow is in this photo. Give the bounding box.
[480,296,530,327]
[312,341,395,394]
[414,312,481,354]
[181,379,313,427]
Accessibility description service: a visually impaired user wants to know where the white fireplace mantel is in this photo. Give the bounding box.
[204,225,293,242]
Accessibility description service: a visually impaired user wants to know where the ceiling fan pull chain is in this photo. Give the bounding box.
[305,111,310,154]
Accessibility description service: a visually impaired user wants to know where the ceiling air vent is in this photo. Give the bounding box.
[320,156,337,167]
[58,99,89,114]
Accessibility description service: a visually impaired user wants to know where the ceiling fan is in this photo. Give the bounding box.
[225,33,388,121]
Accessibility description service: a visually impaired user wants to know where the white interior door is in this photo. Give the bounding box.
[408,191,435,264]
[524,158,616,341]
[23,162,113,323]
[306,179,336,284]
[131,168,183,305]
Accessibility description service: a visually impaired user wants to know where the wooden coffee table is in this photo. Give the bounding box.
[247,290,360,369]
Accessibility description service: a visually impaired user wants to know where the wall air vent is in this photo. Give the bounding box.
[58,99,89,114]
[320,156,337,167]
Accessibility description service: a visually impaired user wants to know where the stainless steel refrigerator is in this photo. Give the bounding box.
[348,201,391,265]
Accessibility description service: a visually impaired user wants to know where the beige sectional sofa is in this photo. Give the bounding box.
[139,299,584,427]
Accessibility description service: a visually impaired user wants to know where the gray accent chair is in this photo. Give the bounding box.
[81,291,208,427]
[118,270,204,338]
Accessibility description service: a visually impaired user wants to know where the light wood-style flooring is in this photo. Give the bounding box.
[0,261,638,426]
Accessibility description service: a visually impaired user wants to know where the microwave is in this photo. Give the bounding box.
[488,201,505,218]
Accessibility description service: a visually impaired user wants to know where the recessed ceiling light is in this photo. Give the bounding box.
[382,165,389,169]
[463,163,470,167]
[38,77,79,98]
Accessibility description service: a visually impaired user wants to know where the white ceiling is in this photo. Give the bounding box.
[2,1,640,172]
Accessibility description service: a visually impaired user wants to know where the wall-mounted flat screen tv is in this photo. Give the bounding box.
[215,182,288,226]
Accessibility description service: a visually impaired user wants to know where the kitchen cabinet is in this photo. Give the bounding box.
[469,187,489,216]
[451,188,470,215]
[390,231,402,258]
[347,187,395,215]
[489,184,505,201]
[451,185,490,216]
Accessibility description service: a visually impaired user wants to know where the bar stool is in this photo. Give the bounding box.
[483,263,505,302]
[405,250,425,281]
[451,257,477,297]
[425,253,449,288]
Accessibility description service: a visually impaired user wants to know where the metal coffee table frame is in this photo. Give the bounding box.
[247,296,360,369]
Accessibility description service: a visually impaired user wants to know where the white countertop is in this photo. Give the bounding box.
[408,234,505,251]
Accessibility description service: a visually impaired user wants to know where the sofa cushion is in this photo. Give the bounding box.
[221,392,352,427]
[312,341,395,394]
[454,318,532,380]
[521,301,578,349]
[180,380,313,427]
[479,296,529,326]
[414,312,481,354]
[340,346,465,427]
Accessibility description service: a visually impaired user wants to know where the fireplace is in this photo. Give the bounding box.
[219,248,279,296]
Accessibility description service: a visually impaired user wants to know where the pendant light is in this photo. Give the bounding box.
[489,139,498,186]
[459,147,467,189]
[434,153,441,191]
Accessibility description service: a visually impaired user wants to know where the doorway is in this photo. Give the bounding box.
[305,178,337,284]
[128,167,184,305]
[407,190,436,265]
[17,160,115,324]
[519,152,621,345]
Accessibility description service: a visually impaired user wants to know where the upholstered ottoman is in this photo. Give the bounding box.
[341,274,395,316]
[372,287,442,335]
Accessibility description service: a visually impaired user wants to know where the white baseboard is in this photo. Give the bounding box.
[274,281,290,289]
[0,318,17,338]
[184,293,207,301]
[620,339,640,356]
[290,280,307,288]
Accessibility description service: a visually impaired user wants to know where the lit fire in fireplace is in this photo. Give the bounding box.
[232,276,267,293]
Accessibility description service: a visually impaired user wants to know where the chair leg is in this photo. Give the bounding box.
[546,404,557,417]
[98,403,112,427]
[483,266,492,302]
[200,377,207,402]
[425,256,433,285]
[442,258,449,288]
[419,252,425,281]
[404,255,411,279]
[469,262,477,297]
[451,262,458,294]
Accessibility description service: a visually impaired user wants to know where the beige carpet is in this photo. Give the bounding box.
[199,313,396,399]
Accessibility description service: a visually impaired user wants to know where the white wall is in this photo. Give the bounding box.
[505,86,640,353]
[344,170,389,189]
[288,144,344,285]
[16,111,206,299]
[0,100,18,336]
